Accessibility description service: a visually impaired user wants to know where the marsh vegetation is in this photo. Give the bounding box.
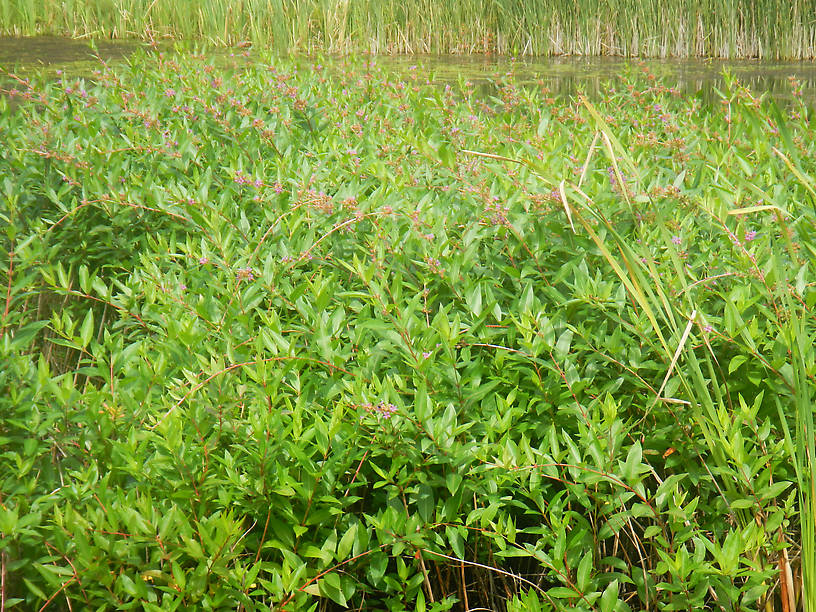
[1,47,815,611]
[2,0,816,58]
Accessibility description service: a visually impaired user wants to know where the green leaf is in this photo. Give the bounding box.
[730,498,755,509]
[728,355,747,374]
[79,308,94,348]
[622,442,642,481]
[548,586,580,598]
[719,530,743,575]
[600,579,619,612]
[0,507,17,535]
[23,578,47,601]
[760,480,792,500]
[78,264,90,293]
[466,285,482,316]
[337,523,357,560]
[417,484,434,523]
[319,572,347,607]
[555,329,573,360]
[117,573,143,598]
[447,525,465,559]
[171,562,186,591]
[577,551,592,592]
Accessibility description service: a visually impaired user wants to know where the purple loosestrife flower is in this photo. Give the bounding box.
[236,267,255,281]
[378,402,398,418]
[671,235,682,246]
[745,230,757,242]
[359,401,398,421]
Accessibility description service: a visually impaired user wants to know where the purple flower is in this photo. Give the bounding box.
[745,230,757,242]
[199,256,209,265]
[422,351,431,359]
[671,235,682,246]
[236,267,255,281]
[360,401,398,420]
[375,402,398,418]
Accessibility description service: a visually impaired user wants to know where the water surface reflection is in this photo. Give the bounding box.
[1,37,814,104]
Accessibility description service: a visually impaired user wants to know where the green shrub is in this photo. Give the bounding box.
[1,53,812,610]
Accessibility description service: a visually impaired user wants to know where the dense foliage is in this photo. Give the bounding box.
[2,0,816,59]
[1,52,815,610]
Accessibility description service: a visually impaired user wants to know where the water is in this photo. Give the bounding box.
[378,55,816,105]
[1,36,816,104]
[0,36,140,71]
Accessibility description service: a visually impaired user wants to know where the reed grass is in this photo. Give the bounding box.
[1,0,816,58]
[578,80,816,610]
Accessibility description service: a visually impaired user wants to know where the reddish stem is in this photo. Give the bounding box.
[2,240,12,322]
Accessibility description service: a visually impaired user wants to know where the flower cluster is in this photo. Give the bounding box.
[236,267,255,281]
[233,170,263,187]
[607,166,632,195]
[298,189,334,214]
[484,197,510,226]
[359,401,399,420]
[424,256,443,275]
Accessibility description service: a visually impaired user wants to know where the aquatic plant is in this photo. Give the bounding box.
[1,51,814,610]
[1,0,816,59]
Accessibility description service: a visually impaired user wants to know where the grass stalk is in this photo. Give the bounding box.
[1,0,815,58]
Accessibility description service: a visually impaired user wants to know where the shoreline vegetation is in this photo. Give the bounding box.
[1,50,815,610]
[0,0,815,59]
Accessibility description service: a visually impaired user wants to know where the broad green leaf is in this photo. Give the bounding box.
[79,309,94,348]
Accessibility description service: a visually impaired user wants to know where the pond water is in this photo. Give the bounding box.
[2,36,816,104]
